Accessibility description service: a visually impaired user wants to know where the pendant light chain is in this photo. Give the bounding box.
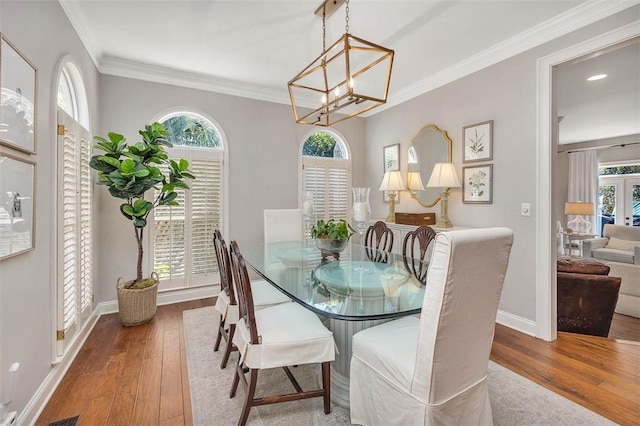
[345,0,350,34]
[322,6,326,52]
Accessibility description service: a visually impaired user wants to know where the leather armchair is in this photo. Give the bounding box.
[557,256,621,337]
[581,224,640,318]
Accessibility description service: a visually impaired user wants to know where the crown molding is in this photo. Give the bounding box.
[58,0,101,69]
[61,0,638,111]
[100,56,292,105]
[367,0,640,116]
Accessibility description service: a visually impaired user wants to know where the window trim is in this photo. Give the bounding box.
[148,109,229,289]
[53,55,92,363]
[298,128,352,221]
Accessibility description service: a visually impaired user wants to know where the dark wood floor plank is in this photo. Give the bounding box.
[131,355,163,425]
[159,327,184,422]
[106,323,150,425]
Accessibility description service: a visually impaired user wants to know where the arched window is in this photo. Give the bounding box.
[300,130,351,223]
[55,59,91,358]
[152,111,225,290]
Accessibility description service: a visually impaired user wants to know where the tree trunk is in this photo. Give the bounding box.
[135,226,144,282]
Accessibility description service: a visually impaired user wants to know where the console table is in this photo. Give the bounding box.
[366,220,469,255]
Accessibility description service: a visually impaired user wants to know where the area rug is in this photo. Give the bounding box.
[184,306,613,426]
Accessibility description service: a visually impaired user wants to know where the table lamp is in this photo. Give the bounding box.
[379,170,405,223]
[426,162,461,228]
[406,170,425,193]
[564,201,595,234]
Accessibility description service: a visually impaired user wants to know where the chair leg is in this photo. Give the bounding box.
[220,323,236,369]
[238,369,258,426]
[230,362,241,398]
[213,314,225,352]
[321,361,331,414]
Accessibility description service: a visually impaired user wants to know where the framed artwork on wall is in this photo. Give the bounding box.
[462,164,492,204]
[462,120,492,163]
[383,143,400,172]
[0,33,38,154]
[383,143,400,202]
[0,152,36,260]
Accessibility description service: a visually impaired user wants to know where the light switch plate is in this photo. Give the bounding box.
[521,203,531,216]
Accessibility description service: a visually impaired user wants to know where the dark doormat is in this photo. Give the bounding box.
[48,415,79,426]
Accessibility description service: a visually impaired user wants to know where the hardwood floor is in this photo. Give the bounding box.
[609,312,640,342]
[37,298,640,426]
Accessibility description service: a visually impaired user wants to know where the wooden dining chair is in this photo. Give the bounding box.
[350,228,514,425]
[402,225,437,285]
[364,220,394,263]
[212,230,290,369]
[229,241,336,425]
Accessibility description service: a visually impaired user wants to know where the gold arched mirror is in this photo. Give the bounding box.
[407,124,453,207]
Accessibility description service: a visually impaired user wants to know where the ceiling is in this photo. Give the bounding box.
[557,37,640,145]
[60,0,637,127]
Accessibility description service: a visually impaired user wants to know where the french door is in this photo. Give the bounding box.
[598,175,640,234]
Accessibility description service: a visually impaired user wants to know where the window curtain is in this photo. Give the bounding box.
[567,150,598,230]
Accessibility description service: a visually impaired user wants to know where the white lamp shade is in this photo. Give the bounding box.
[407,171,425,191]
[379,171,405,191]
[426,163,461,188]
[564,202,595,215]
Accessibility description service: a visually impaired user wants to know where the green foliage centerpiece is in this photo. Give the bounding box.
[90,122,194,287]
[311,219,355,260]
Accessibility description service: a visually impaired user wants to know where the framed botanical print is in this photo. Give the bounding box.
[383,143,400,172]
[383,143,400,202]
[0,152,36,259]
[462,120,492,163]
[462,164,492,204]
[0,33,38,154]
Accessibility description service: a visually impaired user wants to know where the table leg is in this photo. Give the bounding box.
[323,318,388,409]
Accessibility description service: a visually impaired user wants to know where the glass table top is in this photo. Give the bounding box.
[240,240,425,320]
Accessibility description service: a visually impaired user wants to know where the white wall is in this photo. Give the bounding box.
[364,6,640,323]
[96,75,366,303]
[0,0,100,416]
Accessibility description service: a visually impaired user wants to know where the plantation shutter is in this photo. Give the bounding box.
[302,156,351,222]
[153,147,222,290]
[56,109,92,357]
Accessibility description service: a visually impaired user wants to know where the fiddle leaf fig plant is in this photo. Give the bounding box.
[90,122,195,286]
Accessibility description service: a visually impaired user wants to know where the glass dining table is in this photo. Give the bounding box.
[240,240,426,408]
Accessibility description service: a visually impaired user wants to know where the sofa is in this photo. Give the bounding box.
[582,224,640,264]
[557,256,621,337]
[582,225,640,318]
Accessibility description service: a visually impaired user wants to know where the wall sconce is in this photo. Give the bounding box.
[379,171,405,223]
[426,162,461,228]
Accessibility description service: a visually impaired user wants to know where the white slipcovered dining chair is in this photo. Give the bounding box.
[229,240,336,425]
[350,227,514,425]
[212,230,290,368]
[264,208,303,243]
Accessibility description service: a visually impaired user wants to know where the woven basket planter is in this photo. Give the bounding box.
[116,272,159,326]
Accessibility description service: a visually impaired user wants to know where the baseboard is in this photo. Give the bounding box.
[496,309,537,336]
[22,285,219,424]
[98,285,220,315]
[18,309,101,426]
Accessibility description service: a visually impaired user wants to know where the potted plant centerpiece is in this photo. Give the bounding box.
[311,218,355,260]
[90,122,194,326]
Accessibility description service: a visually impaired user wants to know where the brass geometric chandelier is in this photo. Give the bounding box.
[288,0,394,127]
